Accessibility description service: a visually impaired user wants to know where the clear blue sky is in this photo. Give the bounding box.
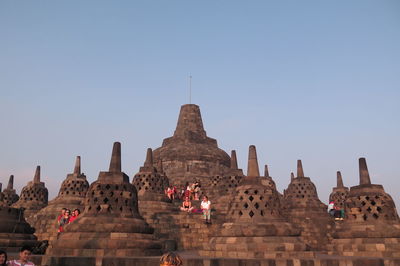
[1,1,399,207]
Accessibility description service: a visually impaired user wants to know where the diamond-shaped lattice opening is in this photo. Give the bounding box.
[254,203,259,209]
[371,200,376,206]
[238,211,243,216]
[239,196,243,200]
[105,184,111,190]
[373,213,379,219]
[249,211,254,217]
[244,203,249,209]
[366,207,372,213]
[254,190,258,195]
[363,214,368,221]
[96,205,101,212]
[366,196,370,200]
[361,201,366,206]
[260,210,264,216]
[244,190,249,194]
[103,198,109,204]
[377,207,382,213]
[260,196,264,200]
[249,195,254,202]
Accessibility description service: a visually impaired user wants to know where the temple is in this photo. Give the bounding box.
[1,104,399,265]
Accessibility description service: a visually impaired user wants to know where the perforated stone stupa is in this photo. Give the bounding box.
[201,145,306,259]
[330,158,400,257]
[12,166,48,223]
[153,104,230,185]
[45,142,162,260]
[329,171,349,209]
[132,148,169,202]
[32,156,89,241]
[2,175,19,206]
[282,160,332,250]
[208,150,244,216]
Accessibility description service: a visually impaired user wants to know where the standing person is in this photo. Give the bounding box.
[7,246,35,266]
[0,250,7,266]
[201,195,211,224]
[160,252,183,266]
[58,209,71,233]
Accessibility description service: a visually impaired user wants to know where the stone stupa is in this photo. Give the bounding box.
[45,142,162,262]
[330,158,400,257]
[12,166,48,224]
[132,148,170,203]
[329,171,349,210]
[282,160,332,250]
[201,145,306,258]
[153,104,230,186]
[2,175,19,206]
[32,156,89,241]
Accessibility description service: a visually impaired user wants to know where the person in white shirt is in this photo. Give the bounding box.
[200,195,211,224]
[7,246,35,266]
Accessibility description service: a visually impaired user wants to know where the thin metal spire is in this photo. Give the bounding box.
[189,75,192,104]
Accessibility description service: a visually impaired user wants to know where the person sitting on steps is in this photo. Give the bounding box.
[327,201,344,221]
[180,196,193,213]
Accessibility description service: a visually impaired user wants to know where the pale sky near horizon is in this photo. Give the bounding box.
[1,1,399,209]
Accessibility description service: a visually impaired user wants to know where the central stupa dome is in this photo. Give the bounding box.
[153,104,230,185]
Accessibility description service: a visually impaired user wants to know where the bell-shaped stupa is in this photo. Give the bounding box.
[330,158,400,257]
[0,205,39,252]
[32,156,89,241]
[283,160,332,250]
[328,171,349,210]
[201,145,306,258]
[2,175,19,206]
[132,148,170,202]
[45,142,161,261]
[12,166,48,224]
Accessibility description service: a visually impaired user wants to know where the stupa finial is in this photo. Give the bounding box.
[337,171,344,188]
[74,156,81,175]
[247,145,260,177]
[144,148,154,167]
[297,160,304,178]
[33,166,41,183]
[7,175,14,190]
[230,150,238,170]
[264,165,270,177]
[109,142,121,172]
[359,157,371,185]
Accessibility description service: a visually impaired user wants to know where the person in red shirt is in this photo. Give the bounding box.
[69,209,81,222]
[57,208,67,222]
[58,209,71,233]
